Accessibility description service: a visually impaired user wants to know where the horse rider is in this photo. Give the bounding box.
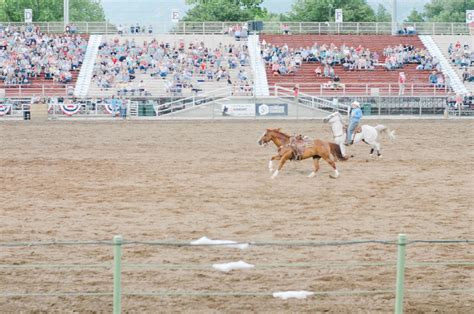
[344,101,363,146]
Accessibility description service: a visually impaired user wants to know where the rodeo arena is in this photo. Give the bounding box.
[0,2,473,312]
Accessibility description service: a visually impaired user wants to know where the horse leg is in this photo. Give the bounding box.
[321,153,339,178]
[369,146,375,158]
[269,155,281,172]
[271,151,291,179]
[375,142,382,158]
[308,156,321,178]
[339,142,347,158]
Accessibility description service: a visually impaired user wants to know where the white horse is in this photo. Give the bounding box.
[323,111,395,158]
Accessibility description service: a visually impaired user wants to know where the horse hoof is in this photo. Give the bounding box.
[269,168,274,173]
[308,172,316,178]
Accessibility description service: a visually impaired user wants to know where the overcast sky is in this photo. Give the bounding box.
[101,0,430,25]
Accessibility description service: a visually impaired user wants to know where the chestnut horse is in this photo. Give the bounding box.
[258,128,348,179]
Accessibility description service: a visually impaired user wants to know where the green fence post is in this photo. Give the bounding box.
[113,235,123,314]
[395,234,407,314]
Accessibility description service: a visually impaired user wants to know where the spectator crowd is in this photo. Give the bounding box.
[448,41,474,83]
[92,37,251,96]
[0,24,87,86]
[261,39,449,91]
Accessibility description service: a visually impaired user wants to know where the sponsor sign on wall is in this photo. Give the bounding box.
[222,104,255,117]
[255,103,288,116]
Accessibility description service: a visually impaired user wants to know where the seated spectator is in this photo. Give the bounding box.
[323,64,330,77]
[436,73,445,88]
[429,71,438,86]
[466,69,474,82]
[314,66,322,77]
[407,25,416,35]
[462,68,470,82]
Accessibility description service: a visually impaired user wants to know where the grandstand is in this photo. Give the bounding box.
[87,35,252,98]
[260,34,449,96]
[1,22,473,118]
[0,26,87,97]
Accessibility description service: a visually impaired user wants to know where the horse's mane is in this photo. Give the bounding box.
[268,128,291,138]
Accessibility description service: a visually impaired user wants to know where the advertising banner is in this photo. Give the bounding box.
[255,103,288,116]
[222,104,255,117]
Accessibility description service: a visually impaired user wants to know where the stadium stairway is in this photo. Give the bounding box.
[430,35,473,95]
[248,34,269,96]
[260,35,450,96]
[74,35,102,98]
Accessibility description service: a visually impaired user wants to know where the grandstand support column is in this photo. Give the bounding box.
[64,0,69,29]
[391,0,397,35]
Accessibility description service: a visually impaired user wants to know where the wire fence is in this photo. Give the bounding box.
[0,235,473,313]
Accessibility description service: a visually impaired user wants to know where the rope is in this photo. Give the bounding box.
[407,240,474,245]
[123,239,398,247]
[0,240,113,247]
[1,260,471,271]
[124,288,474,297]
[121,260,474,270]
[0,239,472,248]
[0,263,111,270]
[0,292,112,297]
[0,288,472,298]
[122,261,396,270]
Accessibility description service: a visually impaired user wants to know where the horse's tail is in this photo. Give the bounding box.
[374,125,396,141]
[329,142,348,161]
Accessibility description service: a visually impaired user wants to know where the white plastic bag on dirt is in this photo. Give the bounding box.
[212,261,255,272]
[273,291,314,299]
[190,236,249,249]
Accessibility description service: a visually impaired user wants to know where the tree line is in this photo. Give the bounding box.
[0,0,471,23]
[0,0,105,22]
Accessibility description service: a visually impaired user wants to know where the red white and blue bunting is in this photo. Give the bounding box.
[104,103,120,115]
[0,104,11,116]
[60,104,81,116]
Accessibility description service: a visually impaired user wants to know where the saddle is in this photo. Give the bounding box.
[343,125,362,134]
[289,134,309,160]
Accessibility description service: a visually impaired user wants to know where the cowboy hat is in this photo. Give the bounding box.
[351,101,360,107]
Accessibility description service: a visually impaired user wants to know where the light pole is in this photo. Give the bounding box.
[64,0,69,29]
[392,0,397,35]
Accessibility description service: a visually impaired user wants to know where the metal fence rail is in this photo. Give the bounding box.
[0,21,471,35]
[0,235,472,313]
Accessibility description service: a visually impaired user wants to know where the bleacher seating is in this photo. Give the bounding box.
[432,35,473,94]
[0,26,88,97]
[87,35,253,98]
[260,35,450,96]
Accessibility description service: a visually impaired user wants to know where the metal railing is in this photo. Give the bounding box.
[0,21,470,35]
[271,82,454,97]
[1,84,73,97]
[0,82,453,98]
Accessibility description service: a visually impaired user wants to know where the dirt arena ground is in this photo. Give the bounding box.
[0,119,472,313]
